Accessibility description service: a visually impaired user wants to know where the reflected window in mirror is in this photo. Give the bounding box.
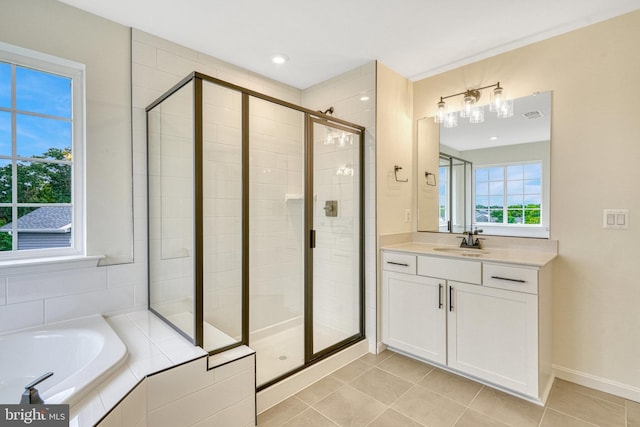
[475,161,542,226]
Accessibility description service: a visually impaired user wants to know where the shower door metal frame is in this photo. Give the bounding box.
[304,117,366,364]
[147,71,366,390]
[439,152,473,233]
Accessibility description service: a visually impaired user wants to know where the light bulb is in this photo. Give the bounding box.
[325,129,334,145]
[470,105,485,124]
[434,99,446,123]
[497,99,514,118]
[460,95,475,118]
[490,86,504,112]
[443,112,458,128]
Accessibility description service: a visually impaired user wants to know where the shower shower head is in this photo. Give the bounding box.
[318,107,334,116]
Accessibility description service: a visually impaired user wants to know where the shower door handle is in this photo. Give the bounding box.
[310,229,316,249]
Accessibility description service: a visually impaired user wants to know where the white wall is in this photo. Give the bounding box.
[0,0,143,333]
[0,0,134,264]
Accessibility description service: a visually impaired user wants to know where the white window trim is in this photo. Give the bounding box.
[473,160,547,234]
[0,41,86,261]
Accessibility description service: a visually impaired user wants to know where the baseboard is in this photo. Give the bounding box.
[376,342,387,354]
[553,364,640,403]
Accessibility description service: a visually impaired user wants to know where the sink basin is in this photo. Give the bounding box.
[433,247,490,257]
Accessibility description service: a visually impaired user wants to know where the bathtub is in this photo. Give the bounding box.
[0,315,128,406]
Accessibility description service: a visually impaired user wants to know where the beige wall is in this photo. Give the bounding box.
[376,62,414,235]
[412,10,640,397]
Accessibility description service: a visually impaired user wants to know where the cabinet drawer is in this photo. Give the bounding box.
[382,252,417,274]
[483,263,538,294]
[418,256,481,284]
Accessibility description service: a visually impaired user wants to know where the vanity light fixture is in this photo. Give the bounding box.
[434,82,513,127]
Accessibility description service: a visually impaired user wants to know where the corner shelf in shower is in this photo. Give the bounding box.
[284,194,317,202]
[285,193,303,202]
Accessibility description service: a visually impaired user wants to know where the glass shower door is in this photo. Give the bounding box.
[249,97,306,387]
[309,119,363,357]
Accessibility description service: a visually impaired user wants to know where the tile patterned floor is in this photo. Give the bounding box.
[258,350,639,427]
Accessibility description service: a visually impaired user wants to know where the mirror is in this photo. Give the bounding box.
[417,91,551,238]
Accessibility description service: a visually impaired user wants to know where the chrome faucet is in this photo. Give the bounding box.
[458,228,484,249]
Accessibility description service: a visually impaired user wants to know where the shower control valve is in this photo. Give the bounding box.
[324,200,338,217]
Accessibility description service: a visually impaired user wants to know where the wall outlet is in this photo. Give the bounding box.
[405,209,411,223]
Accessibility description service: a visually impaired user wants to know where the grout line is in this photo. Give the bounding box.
[540,407,602,427]
[555,379,627,408]
[467,384,485,408]
[451,407,467,426]
[310,407,340,427]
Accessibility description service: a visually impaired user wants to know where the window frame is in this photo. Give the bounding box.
[0,42,85,261]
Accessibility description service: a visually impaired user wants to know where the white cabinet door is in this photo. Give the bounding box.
[447,281,538,396]
[382,271,446,364]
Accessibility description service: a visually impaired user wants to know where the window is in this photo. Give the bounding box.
[475,162,542,225]
[0,42,85,260]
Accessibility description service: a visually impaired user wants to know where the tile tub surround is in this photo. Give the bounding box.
[259,350,634,427]
[97,345,256,427]
[67,310,209,426]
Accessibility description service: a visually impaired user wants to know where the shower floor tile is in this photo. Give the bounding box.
[251,320,353,387]
[251,322,305,387]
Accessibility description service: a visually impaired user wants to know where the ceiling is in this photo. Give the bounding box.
[58,0,640,89]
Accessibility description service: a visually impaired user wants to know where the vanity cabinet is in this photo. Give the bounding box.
[381,250,552,403]
[382,267,446,364]
[447,280,538,395]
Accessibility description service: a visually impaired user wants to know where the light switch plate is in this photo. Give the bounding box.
[603,209,629,229]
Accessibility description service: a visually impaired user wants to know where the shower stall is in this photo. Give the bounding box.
[146,72,365,389]
[439,153,472,233]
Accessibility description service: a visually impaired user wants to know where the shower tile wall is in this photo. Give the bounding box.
[201,82,243,342]
[312,126,360,343]
[249,98,305,333]
[137,30,306,346]
[148,81,196,332]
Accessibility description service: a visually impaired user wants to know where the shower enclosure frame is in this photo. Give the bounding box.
[146,71,366,389]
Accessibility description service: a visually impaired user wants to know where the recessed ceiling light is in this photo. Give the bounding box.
[271,54,289,64]
[489,136,499,141]
[360,96,370,101]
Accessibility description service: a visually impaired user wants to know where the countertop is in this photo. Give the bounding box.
[381,242,557,267]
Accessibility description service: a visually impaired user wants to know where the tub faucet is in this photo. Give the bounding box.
[20,372,53,405]
[459,228,484,249]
